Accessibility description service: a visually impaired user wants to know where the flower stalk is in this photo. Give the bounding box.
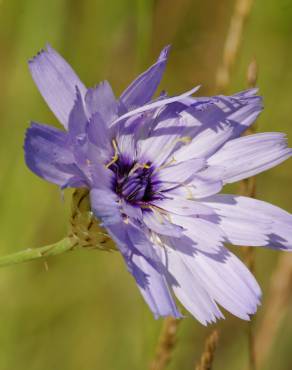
[0,237,76,268]
[0,188,116,269]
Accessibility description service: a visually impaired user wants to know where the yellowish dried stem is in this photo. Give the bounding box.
[240,58,258,370]
[195,329,219,370]
[253,253,292,369]
[149,317,181,370]
[215,0,255,92]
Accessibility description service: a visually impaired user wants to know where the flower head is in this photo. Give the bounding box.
[25,45,292,324]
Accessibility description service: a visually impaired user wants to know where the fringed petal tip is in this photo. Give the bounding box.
[207,132,292,184]
[231,88,264,114]
[28,43,53,63]
[119,45,174,110]
[153,311,224,323]
[233,87,262,100]
[28,49,45,65]
[158,45,172,61]
[28,44,86,128]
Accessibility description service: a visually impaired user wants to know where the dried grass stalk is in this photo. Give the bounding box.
[149,317,181,370]
[195,329,219,370]
[240,58,292,370]
[215,0,255,92]
[253,253,292,369]
[239,58,258,370]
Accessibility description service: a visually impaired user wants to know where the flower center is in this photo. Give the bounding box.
[109,158,156,203]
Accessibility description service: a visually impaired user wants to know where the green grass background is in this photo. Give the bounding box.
[0,0,291,369]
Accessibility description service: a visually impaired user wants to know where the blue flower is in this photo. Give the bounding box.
[24,45,292,324]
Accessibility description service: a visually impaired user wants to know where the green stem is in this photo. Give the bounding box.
[0,237,77,267]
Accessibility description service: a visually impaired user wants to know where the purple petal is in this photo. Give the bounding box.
[188,166,225,198]
[85,81,118,123]
[137,116,186,166]
[207,132,292,183]
[178,246,261,320]
[24,122,82,187]
[115,119,138,162]
[189,180,223,199]
[106,223,181,318]
[66,89,99,175]
[87,113,112,156]
[87,157,115,187]
[168,166,224,199]
[121,200,143,220]
[29,45,86,128]
[126,251,181,318]
[60,176,87,189]
[157,158,206,188]
[90,188,121,226]
[143,210,183,237]
[162,245,224,324]
[112,86,200,127]
[169,214,226,254]
[151,197,214,217]
[201,194,292,250]
[120,46,170,110]
[172,91,263,161]
[127,222,162,262]
[68,87,88,138]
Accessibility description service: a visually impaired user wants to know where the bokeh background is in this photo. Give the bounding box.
[0,0,291,369]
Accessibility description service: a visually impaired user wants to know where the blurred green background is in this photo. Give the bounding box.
[0,0,291,369]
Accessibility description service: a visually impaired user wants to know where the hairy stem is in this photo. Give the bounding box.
[0,237,77,267]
